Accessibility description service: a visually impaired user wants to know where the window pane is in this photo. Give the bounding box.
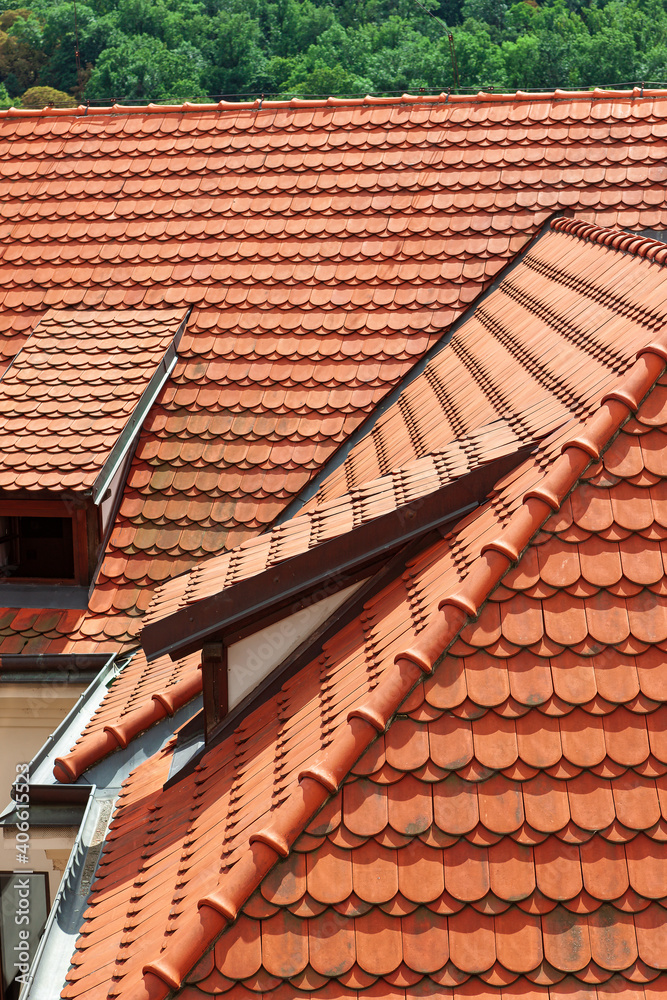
[0,873,48,1000]
[13,518,74,580]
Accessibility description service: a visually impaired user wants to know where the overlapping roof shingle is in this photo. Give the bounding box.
[57,221,667,1000]
[4,92,667,659]
[55,218,666,779]
[0,308,184,493]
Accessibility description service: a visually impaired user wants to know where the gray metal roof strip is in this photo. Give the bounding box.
[20,784,108,1000]
[92,307,191,504]
[10,652,122,792]
[273,211,565,525]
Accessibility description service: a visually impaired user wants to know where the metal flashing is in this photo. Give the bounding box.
[18,697,201,998]
[18,652,121,790]
[20,786,113,1000]
[0,653,108,673]
[91,311,189,504]
[0,583,90,610]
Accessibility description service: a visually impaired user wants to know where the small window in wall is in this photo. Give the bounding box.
[0,499,90,593]
[0,517,75,581]
[0,872,49,1000]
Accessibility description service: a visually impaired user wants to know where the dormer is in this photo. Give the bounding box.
[0,307,189,608]
[141,443,534,774]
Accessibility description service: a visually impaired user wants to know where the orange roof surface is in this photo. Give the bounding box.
[58,223,667,1000]
[144,218,667,629]
[0,308,184,493]
[54,218,667,780]
[141,417,525,629]
[3,91,667,659]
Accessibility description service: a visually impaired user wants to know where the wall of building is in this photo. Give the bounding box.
[0,683,84,809]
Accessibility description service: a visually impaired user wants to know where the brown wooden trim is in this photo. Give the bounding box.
[164,531,440,788]
[201,642,227,742]
[143,446,535,664]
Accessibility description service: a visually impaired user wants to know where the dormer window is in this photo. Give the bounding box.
[0,306,190,606]
[0,514,75,581]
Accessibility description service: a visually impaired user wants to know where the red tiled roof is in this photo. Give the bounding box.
[3,92,667,659]
[141,418,525,629]
[144,217,667,631]
[59,225,667,1000]
[307,220,667,509]
[0,308,184,493]
[52,648,201,783]
[51,218,667,779]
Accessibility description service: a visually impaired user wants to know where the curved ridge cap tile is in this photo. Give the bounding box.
[142,906,228,992]
[141,963,181,991]
[566,346,667,459]
[249,828,291,858]
[299,764,339,793]
[53,668,202,782]
[523,483,563,510]
[151,668,202,716]
[569,400,632,453]
[480,500,548,566]
[144,845,298,995]
[438,549,511,620]
[637,340,667,365]
[551,218,598,239]
[396,646,434,675]
[560,433,604,462]
[550,217,667,264]
[0,87,660,124]
[605,350,667,411]
[482,537,521,562]
[439,592,478,616]
[53,728,123,783]
[347,705,387,733]
[0,105,86,118]
[198,888,238,923]
[346,657,427,736]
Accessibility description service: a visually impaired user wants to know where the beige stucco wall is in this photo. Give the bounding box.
[0,682,85,899]
[0,683,84,808]
[0,824,79,904]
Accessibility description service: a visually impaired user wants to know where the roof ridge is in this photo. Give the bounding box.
[53,421,521,783]
[137,334,667,999]
[552,216,667,262]
[3,86,667,121]
[52,657,201,783]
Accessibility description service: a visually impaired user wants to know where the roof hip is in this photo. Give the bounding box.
[137,333,667,999]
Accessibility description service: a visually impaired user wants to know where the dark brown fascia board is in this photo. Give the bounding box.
[143,445,535,664]
[164,531,438,788]
[0,654,109,673]
[12,783,91,806]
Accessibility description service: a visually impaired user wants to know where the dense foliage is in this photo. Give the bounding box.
[0,0,665,107]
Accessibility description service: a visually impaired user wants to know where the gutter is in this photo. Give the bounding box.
[9,652,124,796]
[0,654,109,674]
[20,785,116,1000]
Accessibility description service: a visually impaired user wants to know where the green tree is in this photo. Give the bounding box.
[205,11,265,97]
[86,33,205,101]
[20,82,76,103]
